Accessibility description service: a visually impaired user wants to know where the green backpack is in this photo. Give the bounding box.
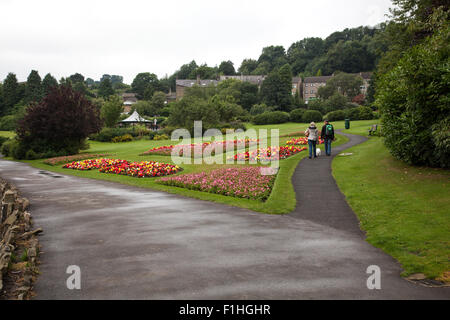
[325,124,333,136]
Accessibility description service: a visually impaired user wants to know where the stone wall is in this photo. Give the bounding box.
[0,179,41,300]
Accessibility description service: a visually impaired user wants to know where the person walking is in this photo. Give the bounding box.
[321,120,335,156]
[305,122,319,159]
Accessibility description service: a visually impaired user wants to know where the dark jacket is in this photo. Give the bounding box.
[321,124,335,140]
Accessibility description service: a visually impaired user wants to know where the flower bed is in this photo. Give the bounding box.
[232,146,307,162]
[141,139,258,157]
[286,137,324,146]
[43,153,110,166]
[62,158,181,178]
[158,167,276,201]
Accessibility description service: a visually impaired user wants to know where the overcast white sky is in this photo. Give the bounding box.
[0,0,393,84]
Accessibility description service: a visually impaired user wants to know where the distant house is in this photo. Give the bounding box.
[219,75,266,87]
[302,72,372,103]
[175,77,219,100]
[166,89,177,103]
[121,93,137,113]
[302,76,333,103]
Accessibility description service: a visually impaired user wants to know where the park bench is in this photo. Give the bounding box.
[368,124,378,136]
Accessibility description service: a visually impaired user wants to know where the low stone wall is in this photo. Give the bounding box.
[0,179,41,300]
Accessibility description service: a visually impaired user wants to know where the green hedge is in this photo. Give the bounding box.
[252,111,290,125]
[290,109,306,123]
[302,110,323,123]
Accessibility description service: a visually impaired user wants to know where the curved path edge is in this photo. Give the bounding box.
[0,135,448,299]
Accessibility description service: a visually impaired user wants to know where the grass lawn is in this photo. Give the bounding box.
[2,121,373,214]
[333,132,450,280]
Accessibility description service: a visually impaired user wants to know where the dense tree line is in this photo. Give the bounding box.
[374,0,449,168]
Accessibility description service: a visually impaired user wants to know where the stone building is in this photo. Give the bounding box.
[219,75,266,87]
[175,78,219,100]
[121,93,137,113]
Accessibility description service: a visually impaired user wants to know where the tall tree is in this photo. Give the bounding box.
[42,73,58,96]
[260,66,292,112]
[131,72,159,99]
[238,59,258,75]
[16,85,102,158]
[257,46,288,73]
[100,95,123,127]
[176,61,198,79]
[69,73,85,84]
[2,73,21,112]
[218,60,236,75]
[25,70,43,103]
[98,78,115,98]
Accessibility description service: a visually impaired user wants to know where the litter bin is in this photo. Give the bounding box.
[345,119,350,130]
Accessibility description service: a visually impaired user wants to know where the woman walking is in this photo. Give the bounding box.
[305,122,319,159]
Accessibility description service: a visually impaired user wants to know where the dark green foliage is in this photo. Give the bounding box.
[218,61,236,75]
[260,68,292,112]
[239,82,259,110]
[0,136,9,148]
[25,70,42,103]
[238,59,258,74]
[98,78,115,98]
[324,110,346,121]
[101,95,123,127]
[302,110,323,123]
[376,16,449,167]
[90,127,148,142]
[358,106,374,120]
[290,109,306,123]
[431,117,450,167]
[0,115,19,131]
[69,73,85,83]
[131,72,159,99]
[252,111,290,125]
[250,104,273,116]
[167,96,220,134]
[42,73,58,96]
[318,73,364,100]
[2,73,21,114]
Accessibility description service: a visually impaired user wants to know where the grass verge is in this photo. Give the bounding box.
[333,136,450,279]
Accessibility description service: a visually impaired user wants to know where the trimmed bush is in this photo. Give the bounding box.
[302,110,323,123]
[324,110,346,121]
[358,106,374,120]
[153,134,169,141]
[290,109,306,123]
[252,111,290,125]
[111,134,133,143]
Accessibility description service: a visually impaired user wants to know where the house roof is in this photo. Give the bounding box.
[122,93,137,98]
[176,79,218,88]
[304,76,333,84]
[219,75,266,85]
[292,77,302,83]
[120,110,150,123]
[356,72,373,80]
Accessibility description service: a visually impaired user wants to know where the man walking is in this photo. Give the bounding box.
[321,120,335,156]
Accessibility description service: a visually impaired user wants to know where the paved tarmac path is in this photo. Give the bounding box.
[0,132,448,299]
